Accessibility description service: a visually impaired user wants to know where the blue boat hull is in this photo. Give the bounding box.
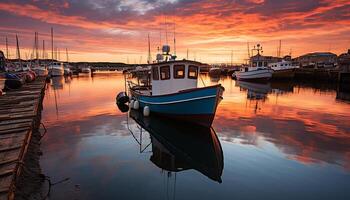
[131,85,224,127]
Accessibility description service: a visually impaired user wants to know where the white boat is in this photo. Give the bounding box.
[234,44,273,81]
[81,67,91,73]
[234,66,273,81]
[49,62,64,76]
[63,64,72,76]
[269,59,299,79]
[32,64,48,76]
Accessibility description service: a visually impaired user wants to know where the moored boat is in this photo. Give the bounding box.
[269,58,299,79]
[234,44,274,82]
[235,67,273,81]
[33,65,48,76]
[49,62,64,77]
[128,46,224,127]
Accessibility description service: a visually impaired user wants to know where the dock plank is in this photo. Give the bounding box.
[0,77,46,200]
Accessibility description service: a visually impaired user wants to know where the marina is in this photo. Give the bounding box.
[1,1,350,199]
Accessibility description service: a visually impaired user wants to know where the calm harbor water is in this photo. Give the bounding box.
[40,73,350,200]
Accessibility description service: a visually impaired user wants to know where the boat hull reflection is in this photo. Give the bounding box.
[129,110,224,183]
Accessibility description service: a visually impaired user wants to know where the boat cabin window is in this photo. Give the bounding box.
[160,66,170,80]
[188,65,198,79]
[245,68,248,72]
[152,67,159,80]
[174,65,185,79]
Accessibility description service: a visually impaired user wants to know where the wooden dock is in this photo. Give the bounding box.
[0,77,47,200]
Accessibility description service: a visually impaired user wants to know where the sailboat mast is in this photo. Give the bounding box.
[51,27,54,62]
[16,34,22,70]
[5,36,9,59]
[42,40,45,60]
[36,32,39,62]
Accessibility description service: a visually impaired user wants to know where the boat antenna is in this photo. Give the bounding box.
[51,27,54,63]
[247,42,250,58]
[165,15,168,45]
[278,40,282,57]
[147,33,151,64]
[173,19,176,56]
[186,48,189,60]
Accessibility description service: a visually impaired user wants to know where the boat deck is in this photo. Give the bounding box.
[0,77,46,200]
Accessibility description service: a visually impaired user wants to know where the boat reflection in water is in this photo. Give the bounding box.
[127,109,224,183]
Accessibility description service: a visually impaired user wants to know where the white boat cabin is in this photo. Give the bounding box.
[151,61,199,95]
[268,60,299,70]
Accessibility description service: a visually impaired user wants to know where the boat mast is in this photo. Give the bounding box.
[278,40,282,57]
[36,32,39,64]
[5,36,9,59]
[147,34,151,64]
[42,40,45,60]
[51,27,54,63]
[15,34,22,70]
[66,48,69,63]
[173,20,176,56]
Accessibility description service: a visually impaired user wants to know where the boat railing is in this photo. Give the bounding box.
[127,80,151,95]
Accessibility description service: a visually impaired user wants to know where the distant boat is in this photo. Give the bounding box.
[81,66,91,73]
[234,44,273,82]
[209,67,221,77]
[128,45,224,127]
[32,64,48,76]
[49,62,64,77]
[234,66,273,81]
[63,63,72,76]
[269,59,299,79]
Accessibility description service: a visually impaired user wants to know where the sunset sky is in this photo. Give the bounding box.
[0,0,349,64]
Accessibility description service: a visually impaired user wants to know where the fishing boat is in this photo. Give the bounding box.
[127,45,224,127]
[269,57,299,79]
[234,44,273,81]
[234,66,273,81]
[128,109,223,183]
[48,62,64,77]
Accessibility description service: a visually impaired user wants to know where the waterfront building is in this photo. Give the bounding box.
[296,52,337,68]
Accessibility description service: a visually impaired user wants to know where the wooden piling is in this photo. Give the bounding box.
[0,77,47,200]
